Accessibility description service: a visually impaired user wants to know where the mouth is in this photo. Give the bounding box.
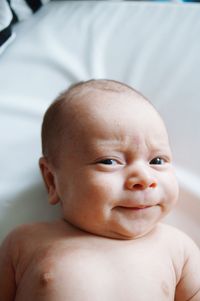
[116,205,155,211]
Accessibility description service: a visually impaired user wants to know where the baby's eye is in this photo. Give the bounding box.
[149,157,165,165]
[98,159,118,165]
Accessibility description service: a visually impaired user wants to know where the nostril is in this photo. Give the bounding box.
[133,182,157,190]
[150,182,157,188]
[133,183,144,190]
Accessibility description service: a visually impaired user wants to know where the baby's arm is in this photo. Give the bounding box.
[0,233,17,301]
[175,235,200,301]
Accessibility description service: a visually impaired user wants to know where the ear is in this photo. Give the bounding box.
[39,157,60,205]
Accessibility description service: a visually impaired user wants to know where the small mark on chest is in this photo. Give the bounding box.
[39,272,54,287]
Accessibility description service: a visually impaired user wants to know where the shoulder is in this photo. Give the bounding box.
[4,220,66,239]
[169,227,200,300]
[1,222,53,246]
[156,223,200,260]
[155,223,199,262]
[0,224,35,260]
[156,223,199,246]
[1,221,63,261]
[157,223,200,294]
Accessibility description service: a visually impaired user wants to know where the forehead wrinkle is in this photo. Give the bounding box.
[90,135,144,156]
[92,129,171,156]
[93,137,129,150]
[144,129,171,158]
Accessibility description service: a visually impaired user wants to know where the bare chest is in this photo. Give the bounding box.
[15,247,176,301]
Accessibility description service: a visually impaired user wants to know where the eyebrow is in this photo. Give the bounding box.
[93,138,171,156]
[94,138,130,149]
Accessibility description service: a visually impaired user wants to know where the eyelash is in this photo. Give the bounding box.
[149,157,166,165]
[98,158,119,165]
[97,156,167,166]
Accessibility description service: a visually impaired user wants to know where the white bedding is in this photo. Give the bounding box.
[0,1,200,245]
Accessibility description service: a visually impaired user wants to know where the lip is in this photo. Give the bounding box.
[117,205,154,211]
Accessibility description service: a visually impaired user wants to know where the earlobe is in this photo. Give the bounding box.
[39,157,60,205]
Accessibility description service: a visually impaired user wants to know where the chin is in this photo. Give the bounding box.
[107,223,158,240]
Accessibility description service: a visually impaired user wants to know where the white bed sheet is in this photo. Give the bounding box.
[0,1,200,245]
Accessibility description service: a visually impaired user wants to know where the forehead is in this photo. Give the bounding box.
[62,89,169,147]
[67,89,147,122]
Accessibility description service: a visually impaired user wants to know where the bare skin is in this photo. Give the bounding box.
[1,221,200,301]
[0,86,200,300]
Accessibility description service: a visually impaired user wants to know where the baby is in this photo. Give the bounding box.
[0,79,200,301]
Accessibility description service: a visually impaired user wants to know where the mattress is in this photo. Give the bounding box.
[0,1,200,246]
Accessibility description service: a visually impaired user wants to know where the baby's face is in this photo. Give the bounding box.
[53,91,179,239]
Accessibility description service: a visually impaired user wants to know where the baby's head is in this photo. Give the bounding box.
[40,79,179,240]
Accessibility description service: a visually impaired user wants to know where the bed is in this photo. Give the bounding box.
[0,1,200,246]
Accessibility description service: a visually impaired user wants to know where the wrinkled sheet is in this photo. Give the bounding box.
[0,1,199,245]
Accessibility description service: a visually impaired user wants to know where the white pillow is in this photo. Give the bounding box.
[0,0,49,55]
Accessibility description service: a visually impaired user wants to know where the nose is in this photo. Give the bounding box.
[125,164,157,191]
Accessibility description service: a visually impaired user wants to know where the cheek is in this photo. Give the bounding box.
[82,173,120,200]
[76,171,123,208]
[59,171,120,208]
[161,172,179,207]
